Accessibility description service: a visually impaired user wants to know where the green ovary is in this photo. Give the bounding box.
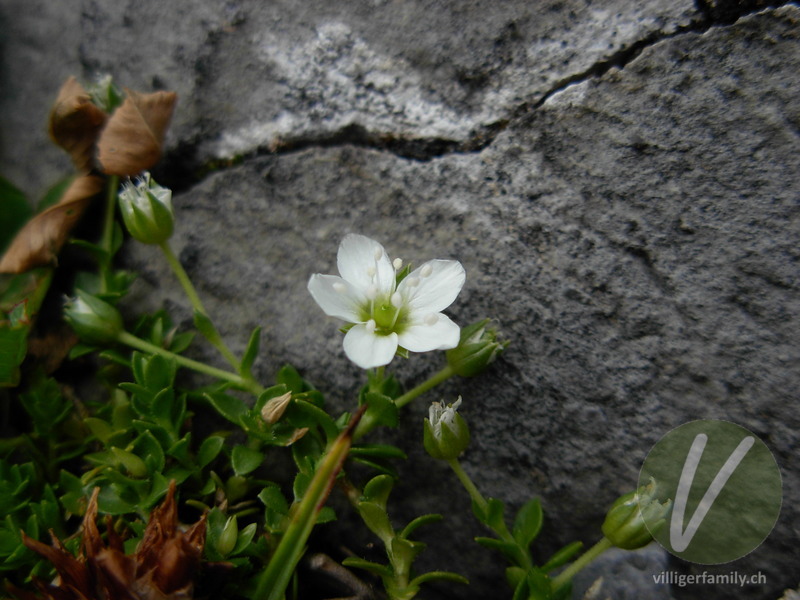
[363,298,408,334]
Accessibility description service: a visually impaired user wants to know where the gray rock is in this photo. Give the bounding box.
[2,2,799,600]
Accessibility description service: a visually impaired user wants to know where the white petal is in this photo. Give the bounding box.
[398,313,460,352]
[343,324,399,369]
[307,274,362,321]
[400,259,465,313]
[337,234,395,293]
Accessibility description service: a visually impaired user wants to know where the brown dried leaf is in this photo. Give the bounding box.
[0,175,103,273]
[97,89,177,176]
[48,77,108,172]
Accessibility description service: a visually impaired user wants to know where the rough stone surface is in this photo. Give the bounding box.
[2,2,799,600]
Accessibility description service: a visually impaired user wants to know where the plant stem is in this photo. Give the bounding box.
[158,240,242,371]
[99,175,119,294]
[116,331,263,395]
[447,457,488,514]
[550,537,613,591]
[252,407,365,600]
[394,364,455,409]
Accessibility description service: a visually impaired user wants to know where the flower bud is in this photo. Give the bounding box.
[86,74,123,113]
[261,392,292,424]
[602,478,672,550]
[64,290,123,344]
[118,173,174,244]
[424,397,470,460]
[445,319,508,377]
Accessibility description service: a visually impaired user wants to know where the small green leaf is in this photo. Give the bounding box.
[192,310,219,344]
[231,445,263,476]
[342,557,392,578]
[276,364,305,393]
[362,392,398,428]
[362,474,394,509]
[512,498,543,549]
[357,501,394,543]
[399,514,442,540]
[474,537,526,565]
[232,522,258,555]
[240,326,261,376]
[204,392,248,425]
[197,436,225,469]
[541,541,583,573]
[84,417,115,444]
[409,570,469,587]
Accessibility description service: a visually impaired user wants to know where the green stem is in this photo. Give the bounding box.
[158,240,242,371]
[394,364,455,409]
[116,331,263,395]
[550,537,613,591]
[447,457,488,514]
[99,175,119,294]
[252,408,364,600]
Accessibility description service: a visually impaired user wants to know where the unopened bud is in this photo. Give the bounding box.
[261,392,292,424]
[602,478,672,550]
[118,172,174,244]
[446,319,508,377]
[424,397,470,460]
[86,74,123,113]
[64,290,123,344]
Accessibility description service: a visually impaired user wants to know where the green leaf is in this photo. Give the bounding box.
[132,431,165,473]
[232,522,258,555]
[316,506,336,524]
[19,373,71,435]
[276,364,305,393]
[409,570,469,587]
[197,436,225,469]
[240,326,261,377]
[231,445,263,476]
[349,444,407,461]
[84,417,115,444]
[541,541,583,573]
[512,498,543,549]
[399,514,442,540]
[193,310,219,344]
[362,391,398,428]
[526,567,553,600]
[362,474,394,509]
[474,537,526,565]
[342,557,393,578]
[357,501,394,543]
[143,353,176,392]
[204,392,248,425]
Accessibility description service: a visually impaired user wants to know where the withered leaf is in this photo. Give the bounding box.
[0,175,103,273]
[48,77,108,173]
[97,89,177,176]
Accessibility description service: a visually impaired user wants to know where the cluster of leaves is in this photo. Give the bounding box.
[471,497,583,600]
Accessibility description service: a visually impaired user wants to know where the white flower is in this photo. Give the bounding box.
[428,397,463,439]
[308,234,465,369]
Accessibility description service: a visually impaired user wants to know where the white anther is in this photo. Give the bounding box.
[333,282,347,293]
[374,248,384,261]
[420,264,433,278]
[366,319,377,333]
[424,313,439,326]
[391,292,403,308]
[406,276,420,288]
[393,258,403,270]
[366,285,378,300]
[367,265,376,277]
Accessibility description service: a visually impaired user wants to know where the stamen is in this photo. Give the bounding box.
[406,276,420,288]
[366,319,377,333]
[393,257,403,270]
[420,264,433,278]
[391,292,403,308]
[367,265,376,278]
[366,285,378,300]
[424,313,439,326]
[374,248,384,261]
[333,282,347,293]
